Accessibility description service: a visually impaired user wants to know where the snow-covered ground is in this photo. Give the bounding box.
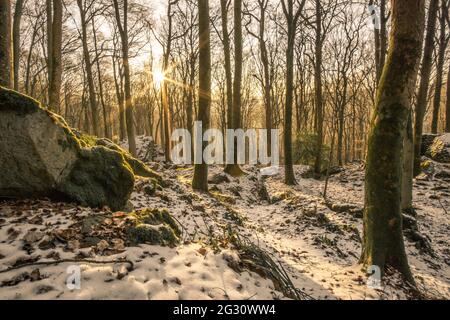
[0,141,449,300]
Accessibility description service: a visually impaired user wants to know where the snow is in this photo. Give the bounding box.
[0,160,449,300]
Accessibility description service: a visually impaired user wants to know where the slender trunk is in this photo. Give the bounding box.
[224,0,244,177]
[413,0,439,176]
[362,0,425,284]
[313,0,324,176]
[77,0,99,135]
[192,0,211,192]
[431,1,447,133]
[0,0,12,88]
[113,0,136,156]
[46,0,52,99]
[446,64,450,132]
[92,16,110,139]
[12,0,24,91]
[48,0,62,112]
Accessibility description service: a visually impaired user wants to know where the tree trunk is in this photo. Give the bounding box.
[48,0,62,112]
[413,0,439,176]
[113,0,136,156]
[313,0,324,176]
[192,0,211,192]
[12,0,24,91]
[0,0,12,88]
[431,1,447,134]
[224,0,244,177]
[77,0,99,136]
[402,112,414,212]
[361,0,425,284]
[446,63,450,132]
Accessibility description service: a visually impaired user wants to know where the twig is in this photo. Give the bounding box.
[0,258,134,274]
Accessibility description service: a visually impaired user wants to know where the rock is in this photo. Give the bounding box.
[208,173,231,184]
[260,166,280,177]
[427,134,450,163]
[126,209,181,247]
[85,136,162,181]
[421,134,439,155]
[0,88,134,211]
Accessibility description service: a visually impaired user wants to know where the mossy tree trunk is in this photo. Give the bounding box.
[0,0,12,88]
[362,0,425,284]
[192,0,211,192]
[413,0,439,176]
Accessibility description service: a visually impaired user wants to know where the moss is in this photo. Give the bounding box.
[126,208,181,246]
[74,132,162,181]
[57,147,135,211]
[0,87,41,115]
[211,191,236,205]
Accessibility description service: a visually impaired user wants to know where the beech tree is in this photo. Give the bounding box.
[362,0,425,284]
[192,0,211,191]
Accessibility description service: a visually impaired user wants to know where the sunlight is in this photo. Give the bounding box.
[153,69,165,88]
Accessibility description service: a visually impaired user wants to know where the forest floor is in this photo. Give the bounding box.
[0,137,449,300]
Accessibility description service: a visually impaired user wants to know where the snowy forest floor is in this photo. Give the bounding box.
[0,138,449,300]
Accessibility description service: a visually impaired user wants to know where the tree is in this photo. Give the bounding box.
[192,0,211,192]
[113,0,137,156]
[48,0,62,112]
[413,0,439,176]
[0,0,12,88]
[244,0,273,157]
[362,0,425,284]
[13,0,24,91]
[281,0,305,185]
[431,0,449,133]
[224,0,245,177]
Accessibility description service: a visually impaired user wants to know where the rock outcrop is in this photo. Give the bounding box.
[0,87,134,210]
[427,134,450,163]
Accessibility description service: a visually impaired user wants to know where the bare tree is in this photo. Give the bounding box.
[113,0,137,156]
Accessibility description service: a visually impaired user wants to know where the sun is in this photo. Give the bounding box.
[153,70,165,88]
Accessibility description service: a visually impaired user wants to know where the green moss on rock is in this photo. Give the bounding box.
[58,147,134,211]
[126,209,181,247]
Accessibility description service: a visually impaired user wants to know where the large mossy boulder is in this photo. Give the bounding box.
[126,209,181,247]
[0,87,134,211]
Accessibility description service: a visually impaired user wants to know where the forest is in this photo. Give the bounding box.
[0,0,449,301]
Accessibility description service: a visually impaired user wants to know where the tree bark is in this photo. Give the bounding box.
[113,0,137,156]
[413,0,439,176]
[48,0,62,112]
[313,0,324,177]
[12,0,24,91]
[224,0,244,177]
[0,0,12,88]
[192,0,211,192]
[431,1,447,133]
[362,0,425,284]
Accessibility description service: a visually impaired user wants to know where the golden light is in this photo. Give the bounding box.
[153,70,165,88]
